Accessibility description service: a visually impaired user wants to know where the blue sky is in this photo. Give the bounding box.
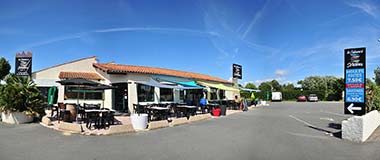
[1,0,380,86]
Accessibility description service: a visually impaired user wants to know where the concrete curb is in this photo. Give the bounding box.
[105,124,135,135]
[169,117,189,126]
[148,120,169,130]
[57,122,82,133]
[189,114,211,122]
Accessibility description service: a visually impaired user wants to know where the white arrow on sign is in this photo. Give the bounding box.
[347,103,362,114]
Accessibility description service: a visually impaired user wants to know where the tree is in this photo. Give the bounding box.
[374,66,380,86]
[0,57,11,80]
[271,80,281,91]
[245,83,257,89]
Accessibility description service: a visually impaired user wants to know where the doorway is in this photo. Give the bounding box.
[112,83,128,113]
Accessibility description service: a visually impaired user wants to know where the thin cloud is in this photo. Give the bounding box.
[94,27,221,37]
[346,1,379,18]
[241,0,271,39]
[17,27,222,50]
[23,32,86,49]
[275,69,289,77]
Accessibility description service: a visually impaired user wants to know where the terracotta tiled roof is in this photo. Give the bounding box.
[59,72,103,80]
[93,63,230,84]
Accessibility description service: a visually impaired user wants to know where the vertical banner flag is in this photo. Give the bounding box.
[344,48,366,115]
[232,64,242,79]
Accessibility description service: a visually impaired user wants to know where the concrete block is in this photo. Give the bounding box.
[57,122,82,133]
[342,110,380,142]
[105,124,135,135]
[148,120,169,130]
[189,114,211,122]
[226,110,242,116]
[170,117,189,126]
[41,115,52,126]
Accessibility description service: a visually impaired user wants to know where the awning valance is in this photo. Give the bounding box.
[155,78,204,89]
[239,87,261,92]
[197,81,239,92]
[135,78,203,90]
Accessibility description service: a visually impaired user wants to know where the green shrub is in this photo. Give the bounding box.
[366,79,380,112]
[0,74,44,117]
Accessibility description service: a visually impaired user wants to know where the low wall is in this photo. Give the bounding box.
[342,110,380,143]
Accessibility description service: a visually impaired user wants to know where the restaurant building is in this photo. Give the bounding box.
[32,56,239,113]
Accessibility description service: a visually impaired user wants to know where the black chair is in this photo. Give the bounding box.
[85,111,101,130]
[100,108,115,129]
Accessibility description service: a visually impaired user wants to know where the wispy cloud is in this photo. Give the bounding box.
[275,69,289,77]
[346,0,379,18]
[17,27,222,50]
[94,27,221,37]
[22,32,86,49]
[241,0,271,39]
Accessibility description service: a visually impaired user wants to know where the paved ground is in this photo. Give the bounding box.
[1,102,380,160]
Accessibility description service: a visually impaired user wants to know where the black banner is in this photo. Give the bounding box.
[344,47,366,115]
[15,52,32,77]
[232,64,242,79]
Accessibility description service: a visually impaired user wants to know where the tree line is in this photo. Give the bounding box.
[241,67,380,112]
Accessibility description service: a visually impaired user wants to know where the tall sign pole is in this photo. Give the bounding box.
[344,48,366,115]
[232,64,242,90]
[15,51,32,77]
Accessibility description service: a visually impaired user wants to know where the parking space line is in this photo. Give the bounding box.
[289,115,314,127]
[319,110,351,117]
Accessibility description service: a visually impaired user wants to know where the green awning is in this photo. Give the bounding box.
[197,81,239,92]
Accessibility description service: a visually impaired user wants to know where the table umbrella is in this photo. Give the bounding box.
[56,78,115,123]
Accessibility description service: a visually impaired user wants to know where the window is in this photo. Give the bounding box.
[64,86,103,100]
[37,87,50,102]
[219,90,225,99]
[137,84,154,102]
[160,88,173,101]
[210,88,218,100]
[179,90,185,101]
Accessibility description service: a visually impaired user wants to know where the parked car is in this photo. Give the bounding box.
[297,95,307,102]
[308,94,319,102]
[271,92,282,102]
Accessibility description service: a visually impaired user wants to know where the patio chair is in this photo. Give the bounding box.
[85,111,101,130]
[100,108,115,129]
[57,103,70,123]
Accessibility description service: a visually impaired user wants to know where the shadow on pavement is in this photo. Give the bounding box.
[328,123,341,130]
[306,125,342,139]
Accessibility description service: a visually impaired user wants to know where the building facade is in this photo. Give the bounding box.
[32,56,239,113]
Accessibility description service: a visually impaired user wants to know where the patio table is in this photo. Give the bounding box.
[84,109,115,129]
[146,106,170,121]
[175,105,197,119]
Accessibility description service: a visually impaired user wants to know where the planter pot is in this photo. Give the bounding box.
[212,108,221,117]
[131,114,148,130]
[1,112,33,124]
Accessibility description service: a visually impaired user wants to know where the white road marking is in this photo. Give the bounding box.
[319,117,334,122]
[286,131,329,140]
[289,115,314,127]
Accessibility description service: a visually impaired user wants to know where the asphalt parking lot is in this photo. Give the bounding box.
[1,102,380,160]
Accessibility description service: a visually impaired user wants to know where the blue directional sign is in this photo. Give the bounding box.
[346,69,365,84]
[345,88,365,103]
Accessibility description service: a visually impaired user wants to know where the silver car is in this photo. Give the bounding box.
[308,94,318,102]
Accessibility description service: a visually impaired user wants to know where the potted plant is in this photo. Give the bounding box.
[0,74,44,124]
[130,104,148,130]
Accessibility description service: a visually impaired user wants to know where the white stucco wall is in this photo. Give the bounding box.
[32,57,109,107]
[342,110,380,142]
